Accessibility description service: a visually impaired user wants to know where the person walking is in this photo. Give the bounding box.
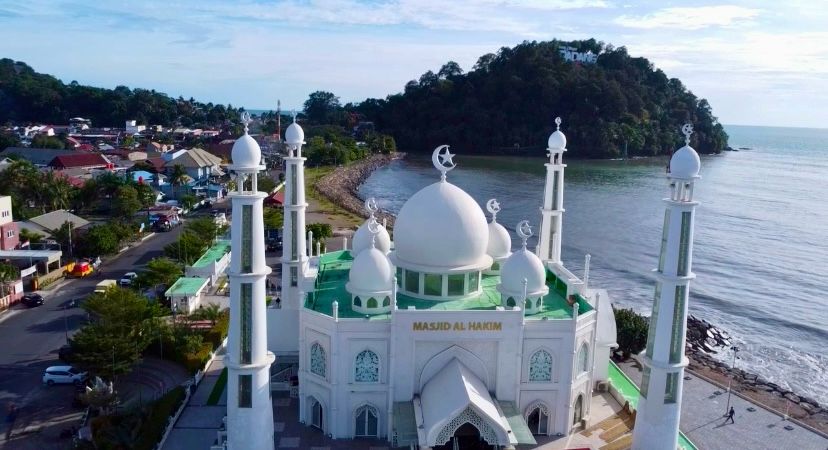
[725,406,736,424]
[4,403,18,440]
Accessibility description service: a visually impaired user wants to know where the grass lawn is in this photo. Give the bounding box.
[206,367,228,405]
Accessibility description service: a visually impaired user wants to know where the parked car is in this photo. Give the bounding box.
[42,366,87,386]
[266,238,282,252]
[119,272,138,286]
[68,261,94,278]
[21,294,44,307]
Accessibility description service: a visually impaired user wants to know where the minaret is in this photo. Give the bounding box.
[281,113,307,310]
[226,112,275,450]
[538,117,566,263]
[632,124,701,450]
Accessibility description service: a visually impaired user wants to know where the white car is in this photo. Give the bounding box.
[43,366,87,386]
[119,272,138,286]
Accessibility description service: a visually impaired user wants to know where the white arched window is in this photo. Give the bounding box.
[354,350,380,382]
[577,343,589,374]
[526,403,550,435]
[354,404,379,437]
[310,397,323,429]
[310,343,326,378]
[529,350,553,382]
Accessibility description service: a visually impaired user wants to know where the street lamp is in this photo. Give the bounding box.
[725,346,740,414]
[172,302,178,325]
[66,209,74,260]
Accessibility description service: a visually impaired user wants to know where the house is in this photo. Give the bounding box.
[0,147,76,166]
[264,191,284,207]
[0,196,19,251]
[163,148,223,182]
[164,277,210,314]
[146,141,174,153]
[185,239,231,286]
[20,210,89,237]
[48,153,111,170]
[125,120,146,135]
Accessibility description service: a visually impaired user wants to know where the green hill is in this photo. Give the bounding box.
[353,39,728,157]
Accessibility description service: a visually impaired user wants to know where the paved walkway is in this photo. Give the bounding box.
[617,360,828,450]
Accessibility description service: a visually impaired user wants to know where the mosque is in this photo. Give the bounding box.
[223,113,701,450]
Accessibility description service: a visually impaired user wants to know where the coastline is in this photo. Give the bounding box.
[309,154,827,436]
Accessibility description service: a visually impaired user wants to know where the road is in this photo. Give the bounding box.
[0,224,184,449]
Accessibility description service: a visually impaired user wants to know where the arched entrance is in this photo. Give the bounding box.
[527,404,549,435]
[573,394,584,426]
[310,397,323,430]
[434,423,491,450]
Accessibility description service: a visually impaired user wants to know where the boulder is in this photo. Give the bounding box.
[784,393,801,404]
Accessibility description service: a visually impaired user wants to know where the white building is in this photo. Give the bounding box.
[125,120,146,135]
[258,118,619,449]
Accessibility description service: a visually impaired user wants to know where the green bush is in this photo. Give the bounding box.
[614,307,649,359]
[91,387,186,450]
[181,342,214,373]
[133,387,186,450]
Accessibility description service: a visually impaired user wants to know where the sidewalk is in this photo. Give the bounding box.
[617,360,828,450]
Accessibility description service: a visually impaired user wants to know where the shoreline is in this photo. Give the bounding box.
[309,153,827,436]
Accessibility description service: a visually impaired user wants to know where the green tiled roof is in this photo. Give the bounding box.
[305,250,592,320]
[165,277,209,296]
[191,239,230,268]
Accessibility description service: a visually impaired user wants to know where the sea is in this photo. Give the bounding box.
[357,125,828,406]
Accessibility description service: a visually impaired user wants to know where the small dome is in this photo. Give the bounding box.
[500,248,548,295]
[352,220,391,255]
[231,134,262,168]
[670,145,701,178]
[348,247,394,293]
[392,181,491,271]
[487,221,511,260]
[548,130,566,150]
[285,121,304,145]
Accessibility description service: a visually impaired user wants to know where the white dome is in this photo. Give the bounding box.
[348,247,394,293]
[392,181,491,271]
[500,248,548,295]
[547,130,567,150]
[352,220,391,255]
[285,122,304,145]
[670,144,701,178]
[487,221,511,260]
[231,134,262,168]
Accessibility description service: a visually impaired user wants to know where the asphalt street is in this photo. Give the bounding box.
[0,223,184,449]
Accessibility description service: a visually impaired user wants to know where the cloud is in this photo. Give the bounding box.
[615,5,760,30]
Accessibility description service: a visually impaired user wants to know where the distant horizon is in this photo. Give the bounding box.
[2,1,826,129]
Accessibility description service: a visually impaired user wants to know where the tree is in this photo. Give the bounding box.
[263,206,283,230]
[438,61,463,79]
[614,307,649,359]
[257,173,276,193]
[168,164,189,199]
[307,223,332,241]
[185,217,226,245]
[134,183,157,210]
[134,257,182,294]
[18,228,43,245]
[303,91,341,124]
[179,194,197,211]
[113,185,141,218]
[0,263,20,297]
[77,224,121,256]
[164,232,206,265]
[31,134,65,149]
[71,287,163,379]
[190,304,223,325]
[0,132,19,152]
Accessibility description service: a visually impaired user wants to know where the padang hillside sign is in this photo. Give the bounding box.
[412,321,503,332]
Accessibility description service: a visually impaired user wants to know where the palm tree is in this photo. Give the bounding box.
[192,304,223,325]
[0,263,20,298]
[169,164,189,199]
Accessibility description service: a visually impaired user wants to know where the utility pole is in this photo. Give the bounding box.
[725,346,740,414]
[63,304,69,343]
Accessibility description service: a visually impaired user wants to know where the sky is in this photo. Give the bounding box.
[1,1,826,128]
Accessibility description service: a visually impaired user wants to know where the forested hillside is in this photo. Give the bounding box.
[0,59,241,128]
[353,40,728,157]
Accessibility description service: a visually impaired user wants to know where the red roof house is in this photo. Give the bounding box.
[264,191,284,207]
[48,153,111,170]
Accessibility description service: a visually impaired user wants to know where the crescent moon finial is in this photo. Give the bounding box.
[555,116,562,131]
[682,123,694,145]
[431,145,456,181]
[365,197,379,218]
[240,111,251,134]
[516,220,533,248]
[367,217,380,248]
[486,198,501,222]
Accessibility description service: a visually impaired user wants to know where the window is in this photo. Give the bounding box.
[657,210,670,272]
[353,296,362,307]
[669,285,687,364]
[354,405,378,437]
[290,167,297,204]
[240,284,252,364]
[525,298,533,309]
[506,297,516,307]
[677,212,692,276]
[468,271,480,291]
[241,205,252,272]
[645,283,662,358]
[367,297,378,308]
[290,266,298,287]
[640,367,651,398]
[552,171,560,209]
[5,230,13,238]
[527,404,549,435]
[665,372,678,403]
[424,273,441,296]
[290,212,298,260]
[447,274,465,296]
[396,267,402,286]
[577,343,589,374]
[238,374,252,408]
[310,343,326,378]
[354,350,379,382]
[405,270,419,293]
[382,296,390,307]
[311,398,323,429]
[529,350,553,382]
